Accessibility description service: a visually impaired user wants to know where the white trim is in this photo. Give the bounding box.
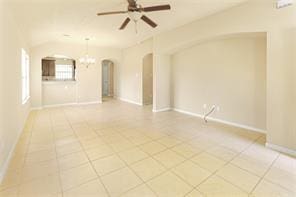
[43,103,78,108]
[173,108,266,134]
[78,101,103,105]
[118,97,143,106]
[266,143,296,157]
[42,100,102,108]
[153,108,171,113]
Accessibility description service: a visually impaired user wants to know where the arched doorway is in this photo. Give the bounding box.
[102,60,114,101]
[142,53,153,105]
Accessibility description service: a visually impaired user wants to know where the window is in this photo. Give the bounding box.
[21,49,30,104]
[55,64,74,80]
[42,57,76,81]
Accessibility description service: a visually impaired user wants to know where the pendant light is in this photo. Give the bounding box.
[79,38,96,68]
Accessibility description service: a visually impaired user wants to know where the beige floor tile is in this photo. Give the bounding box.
[80,137,106,150]
[157,136,182,148]
[264,166,296,192]
[60,163,98,191]
[63,179,108,197]
[58,151,89,171]
[4,100,295,197]
[185,189,204,197]
[206,145,238,161]
[130,157,166,181]
[121,184,156,197]
[101,167,142,197]
[85,145,114,161]
[139,141,167,155]
[92,155,126,176]
[197,175,248,197]
[216,164,261,193]
[242,143,279,164]
[18,173,61,196]
[25,149,56,164]
[118,148,149,165]
[172,160,211,187]
[147,171,192,197]
[55,135,78,147]
[56,141,83,157]
[252,179,294,197]
[231,153,272,176]
[153,150,185,169]
[21,159,59,182]
[27,142,56,154]
[273,154,296,175]
[172,143,202,158]
[128,135,152,146]
[0,186,18,197]
[109,140,135,152]
[191,152,226,172]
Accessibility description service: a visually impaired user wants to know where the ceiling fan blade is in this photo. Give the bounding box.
[141,15,157,28]
[127,0,137,7]
[97,11,127,16]
[119,17,131,30]
[142,5,171,12]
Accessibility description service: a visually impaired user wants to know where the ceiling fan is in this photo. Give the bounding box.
[97,0,171,30]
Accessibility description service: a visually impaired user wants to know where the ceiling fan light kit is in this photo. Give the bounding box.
[97,0,171,31]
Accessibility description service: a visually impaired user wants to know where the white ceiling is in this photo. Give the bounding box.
[6,0,248,48]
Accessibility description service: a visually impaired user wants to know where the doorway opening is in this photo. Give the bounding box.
[102,60,114,102]
[142,53,153,105]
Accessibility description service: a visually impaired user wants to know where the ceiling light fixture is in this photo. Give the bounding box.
[128,10,142,33]
[79,38,96,68]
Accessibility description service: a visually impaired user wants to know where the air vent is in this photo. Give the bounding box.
[277,0,293,9]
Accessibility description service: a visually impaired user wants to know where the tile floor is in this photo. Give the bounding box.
[0,100,295,197]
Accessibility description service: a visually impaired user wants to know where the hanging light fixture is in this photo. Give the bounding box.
[79,38,96,68]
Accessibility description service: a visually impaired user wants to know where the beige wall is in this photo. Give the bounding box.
[142,54,153,105]
[172,35,267,130]
[42,82,77,106]
[0,2,31,181]
[118,39,153,105]
[30,42,122,108]
[153,1,296,152]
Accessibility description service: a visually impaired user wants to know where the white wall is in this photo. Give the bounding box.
[118,39,153,105]
[30,42,122,108]
[116,1,295,153]
[0,2,31,181]
[152,1,296,152]
[142,53,153,105]
[171,35,267,130]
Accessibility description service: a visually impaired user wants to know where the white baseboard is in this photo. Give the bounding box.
[78,101,103,105]
[118,97,143,106]
[42,100,102,108]
[173,108,266,134]
[153,108,171,113]
[266,143,296,157]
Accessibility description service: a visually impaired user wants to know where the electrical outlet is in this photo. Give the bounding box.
[217,106,220,112]
[203,104,207,109]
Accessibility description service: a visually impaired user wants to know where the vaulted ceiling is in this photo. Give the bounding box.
[6,0,248,48]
